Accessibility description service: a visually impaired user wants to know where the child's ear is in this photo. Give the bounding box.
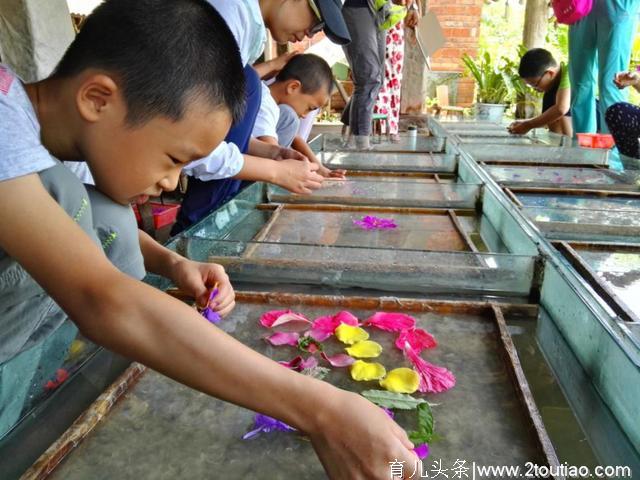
[76,74,120,123]
[285,79,302,95]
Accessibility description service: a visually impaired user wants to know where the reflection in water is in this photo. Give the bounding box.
[579,251,640,316]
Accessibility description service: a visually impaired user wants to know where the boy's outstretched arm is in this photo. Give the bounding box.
[0,174,418,479]
[509,87,571,135]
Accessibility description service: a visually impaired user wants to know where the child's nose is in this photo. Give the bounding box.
[159,170,180,192]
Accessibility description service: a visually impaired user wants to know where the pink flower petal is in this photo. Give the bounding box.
[309,311,359,341]
[404,344,456,393]
[266,332,300,347]
[260,310,290,328]
[309,329,333,342]
[365,312,416,332]
[279,355,318,372]
[260,310,311,332]
[271,312,312,332]
[334,311,359,326]
[395,329,437,353]
[300,356,318,370]
[278,355,304,370]
[321,352,356,367]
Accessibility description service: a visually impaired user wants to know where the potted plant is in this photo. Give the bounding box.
[462,51,518,123]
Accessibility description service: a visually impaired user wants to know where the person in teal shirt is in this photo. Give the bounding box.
[568,0,640,134]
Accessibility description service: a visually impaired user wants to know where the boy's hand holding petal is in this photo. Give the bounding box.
[508,120,531,135]
[171,259,235,317]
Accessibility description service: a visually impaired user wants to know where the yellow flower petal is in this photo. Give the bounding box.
[380,368,420,394]
[350,360,386,381]
[345,340,383,358]
[335,324,369,345]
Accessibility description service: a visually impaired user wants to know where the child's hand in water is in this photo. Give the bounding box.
[170,260,235,317]
[614,71,640,89]
[508,120,531,135]
[274,159,324,194]
[318,164,347,180]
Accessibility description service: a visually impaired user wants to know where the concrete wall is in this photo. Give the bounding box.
[0,0,74,81]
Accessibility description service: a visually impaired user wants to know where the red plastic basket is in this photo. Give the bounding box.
[132,202,181,229]
[576,133,615,149]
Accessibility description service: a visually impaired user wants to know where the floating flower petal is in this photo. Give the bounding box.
[310,311,359,342]
[335,324,369,345]
[321,352,355,367]
[365,312,416,332]
[350,360,386,381]
[404,344,456,393]
[278,355,317,372]
[395,329,437,353]
[353,215,398,230]
[414,443,430,459]
[345,340,383,358]
[44,369,69,391]
[266,332,300,347]
[242,414,296,440]
[260,310,311,332]
[380,368,420,394]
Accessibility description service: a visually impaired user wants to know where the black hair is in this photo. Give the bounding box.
[518,48,558,79]
[53,0,245,126]
[275,54,334,95]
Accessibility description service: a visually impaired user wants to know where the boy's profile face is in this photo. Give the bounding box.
[282,80,329,118]
[522,69,555,93]
[268,0,318,43]
[77,75,231,205]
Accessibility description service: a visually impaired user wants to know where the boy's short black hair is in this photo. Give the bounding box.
[53,0,245,126]
[518,48,558,79]
[275,54,334,95]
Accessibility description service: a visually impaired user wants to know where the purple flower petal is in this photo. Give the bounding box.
[414,443,430,459]
[201,307,221,324]
[353,215,397,230]
[382,407,395,419]
[242,413,296,440]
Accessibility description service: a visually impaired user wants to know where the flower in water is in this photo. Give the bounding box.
[395,329,437,354]
[44,369,69,391]
[260,310,312,332]
[365,312,416,332]
[242,413,296,440]
[265,332,300,347]
[414,443,430,459]
[404,343,456,393]
[321,352,355,367]
[279,355,318,371]
[353,215,397,230]
[350,360,386,381]
[380,368,420,394]
[345,340,383,358]
[310,311,359,342]
[335,324,369,345]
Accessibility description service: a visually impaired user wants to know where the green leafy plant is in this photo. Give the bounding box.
[462,51,516,105]
[407,403,439,444]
